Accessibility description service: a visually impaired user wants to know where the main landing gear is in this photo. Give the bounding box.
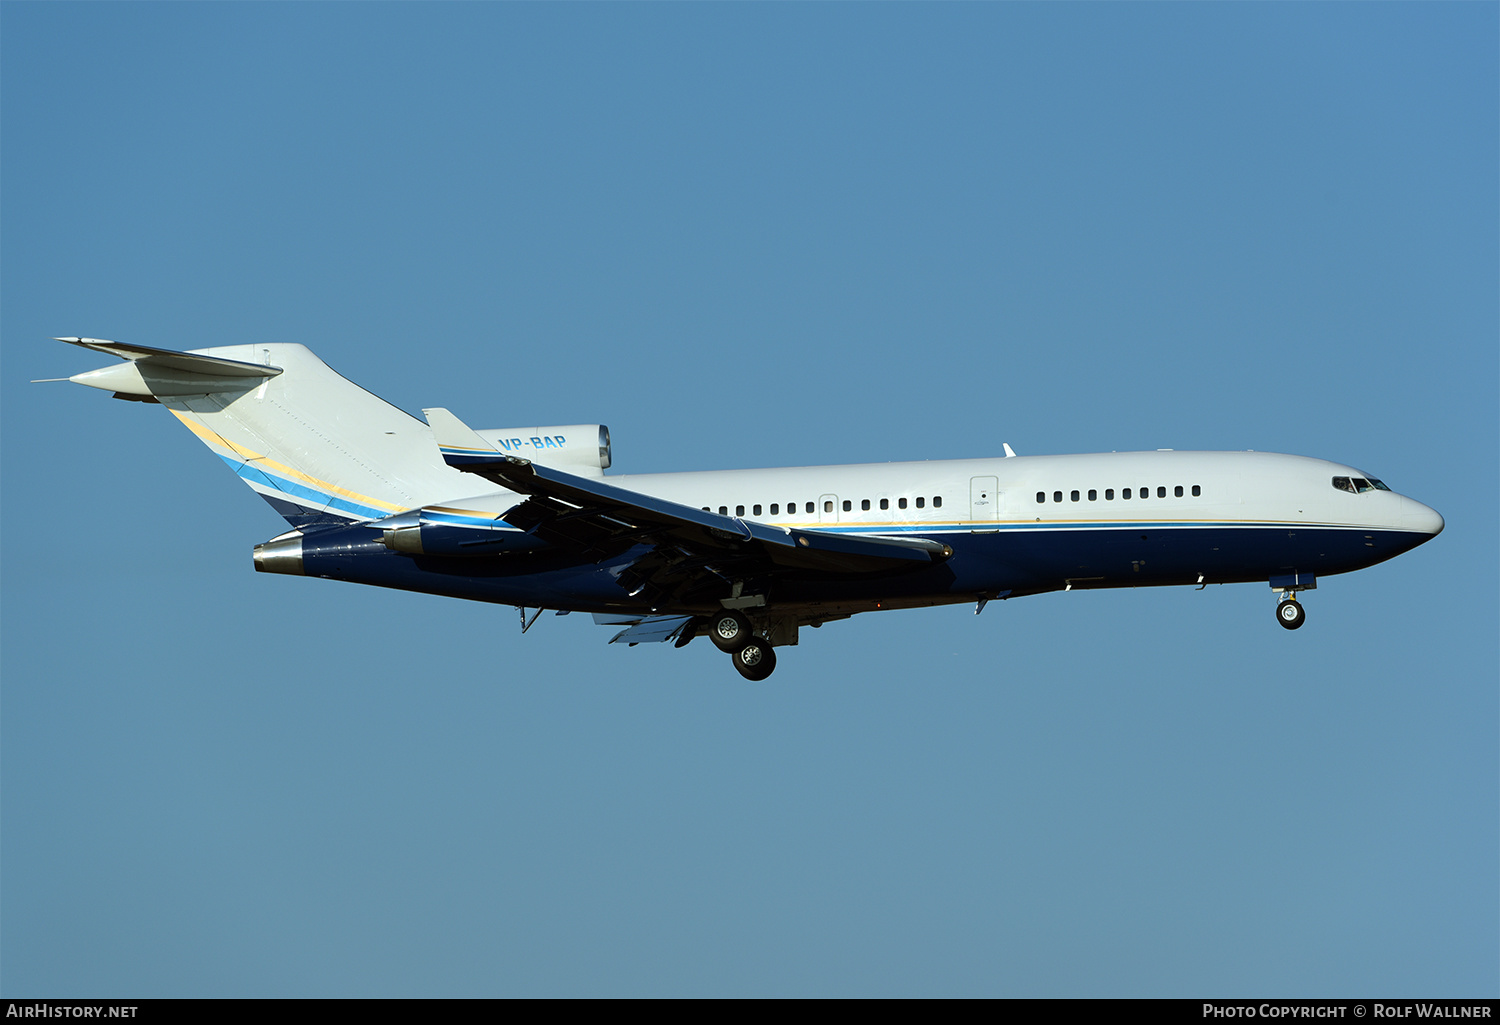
[708,611,754,653]
[706,610,779,680]
[731,637,777,681]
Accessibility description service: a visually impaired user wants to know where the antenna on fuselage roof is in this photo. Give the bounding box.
[1002,443,1017,458]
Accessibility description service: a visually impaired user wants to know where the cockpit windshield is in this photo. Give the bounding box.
[1333,476,1392,494]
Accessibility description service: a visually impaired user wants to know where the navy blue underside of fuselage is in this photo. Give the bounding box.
[291,525,1431,614]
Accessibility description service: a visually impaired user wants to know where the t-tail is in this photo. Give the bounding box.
[55,338,469,529]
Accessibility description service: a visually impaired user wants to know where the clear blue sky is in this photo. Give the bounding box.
[3,3,1495,997]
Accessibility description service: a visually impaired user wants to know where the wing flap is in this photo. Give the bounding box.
[591,613,695,645]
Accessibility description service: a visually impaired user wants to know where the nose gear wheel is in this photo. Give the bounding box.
[1276,599,1305,630]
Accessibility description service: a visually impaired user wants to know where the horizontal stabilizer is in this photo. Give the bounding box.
[60,337,282,398]
[58,337,281,378]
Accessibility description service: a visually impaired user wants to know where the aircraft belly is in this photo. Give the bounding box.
[959,525,1428,589]
[299,537,641,611]
[289,522,1431,615]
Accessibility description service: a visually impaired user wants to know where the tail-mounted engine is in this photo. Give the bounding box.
[468,425,611,474]
[376,506,549,557]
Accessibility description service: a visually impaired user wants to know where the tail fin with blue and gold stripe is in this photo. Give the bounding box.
[58,338,469,530]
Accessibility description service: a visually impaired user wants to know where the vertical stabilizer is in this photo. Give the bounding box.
[60,339,470,529]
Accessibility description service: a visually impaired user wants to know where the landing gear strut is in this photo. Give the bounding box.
[1276,596,1306,630]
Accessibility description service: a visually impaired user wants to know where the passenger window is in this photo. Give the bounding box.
[1036,492,1045,504]
[824,501,833,513]
[933,496,942,508]
[1157,486,1166,498]
[805,502,814,513]
[702,507,710,512]
[1070,490,1080,502]
[1123,488,1131,500]
[1191,485,1200,497]
[916,497,925,509]
[1105,489,1114,500]
[753,504,762,516]
[1332,477,1355,493]
[718,506,728,515]
[880,498,889,510]
[1139,487,1147,500]
[1053,491,1062,503]
[861,499,870,511]
[1174,486,1183,498]
[842,500,851,512]
[899,498,908,509]
[770,504,779,515]
[1088,489,1097,501]
[736,505,745,516]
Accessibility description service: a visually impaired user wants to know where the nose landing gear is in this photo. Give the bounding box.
[1270,574,1315,631]
[1276,597,1306,630]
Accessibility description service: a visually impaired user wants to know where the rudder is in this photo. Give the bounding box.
[62,338,469,529]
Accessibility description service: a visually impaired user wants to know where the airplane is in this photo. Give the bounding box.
[49,337,1445,680]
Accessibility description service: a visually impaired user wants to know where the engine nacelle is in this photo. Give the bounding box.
[378,507,551,557]
[471,424,611,474]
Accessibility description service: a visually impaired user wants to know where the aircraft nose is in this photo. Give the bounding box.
[1401,497,1445,536]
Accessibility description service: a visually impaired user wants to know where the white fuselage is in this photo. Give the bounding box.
[445,449,1442,542]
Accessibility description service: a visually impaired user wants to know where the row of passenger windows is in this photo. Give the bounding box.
[1037,485,1201,503]
[702,497,943,517]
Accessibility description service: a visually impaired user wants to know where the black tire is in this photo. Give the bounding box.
[1276,599,1306,630]
[709,610,754,653]
[732,639,777,681]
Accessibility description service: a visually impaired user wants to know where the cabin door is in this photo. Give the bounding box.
[970,476,1000,531]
